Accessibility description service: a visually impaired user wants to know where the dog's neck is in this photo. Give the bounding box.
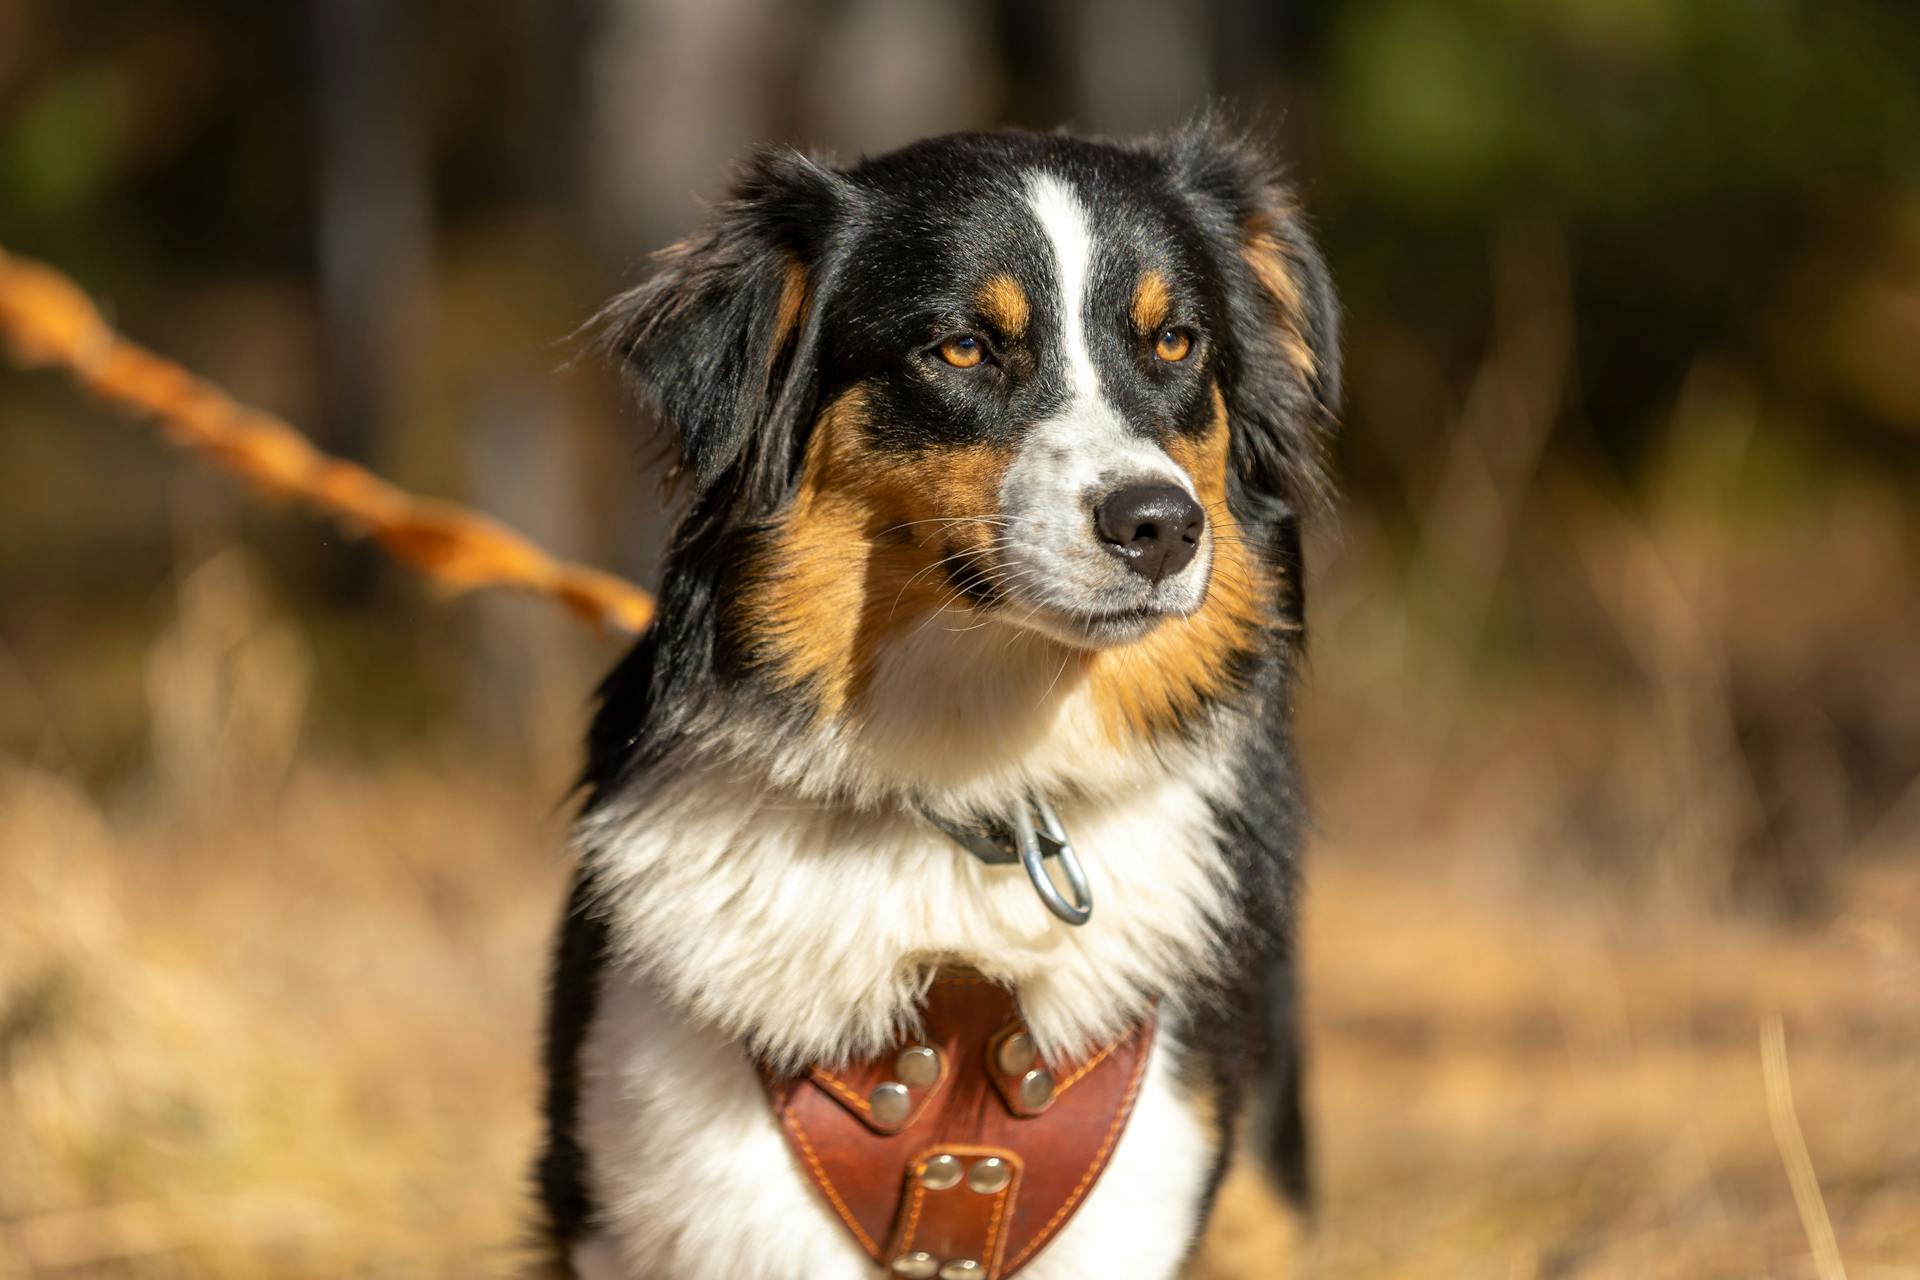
[758,615,1145,815]
[579,625,1251,1071]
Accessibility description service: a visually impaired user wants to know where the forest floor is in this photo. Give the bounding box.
[3,742,1915,1280]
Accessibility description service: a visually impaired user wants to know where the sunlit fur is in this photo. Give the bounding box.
[976,273,1031,339]
[738,387,1017,722]
[540,123,1342,1279]
[1132,269,1174,334]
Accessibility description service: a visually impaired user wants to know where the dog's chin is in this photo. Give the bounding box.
[1000,597,1187,652]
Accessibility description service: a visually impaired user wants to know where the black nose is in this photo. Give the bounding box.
[1093,483,1206,582]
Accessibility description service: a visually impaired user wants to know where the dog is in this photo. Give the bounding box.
[536,122,1340,1279]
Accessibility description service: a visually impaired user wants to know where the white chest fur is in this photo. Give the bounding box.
[578,746,1239,1069]
[573,978,1216,1280]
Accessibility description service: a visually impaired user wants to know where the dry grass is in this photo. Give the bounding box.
[2,746,1914,1279]
[1281,302,1920,1275]
[0,754,566,1279]
[0,554,563,1276]
[1297,855,1920,1279]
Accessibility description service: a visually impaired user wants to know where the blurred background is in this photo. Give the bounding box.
[2,1,1917,1276]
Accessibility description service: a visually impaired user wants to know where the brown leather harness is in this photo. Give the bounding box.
[761,975,1157,1279]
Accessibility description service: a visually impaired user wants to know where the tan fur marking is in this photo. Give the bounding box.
[740,388,1012,717]
[1241,215,1317,380]
[768,259,810,367]
[1131,269,1173,333]
[1086,387,1276,745]
[976,273,1030,339]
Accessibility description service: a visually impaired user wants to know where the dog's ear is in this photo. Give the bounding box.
[1157,122,1342,518]
[600,148,852,506]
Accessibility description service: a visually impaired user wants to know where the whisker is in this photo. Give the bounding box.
[1036,646,1074,708]
[917,563,1054,638]
[889,546,990,618]
[904,579,985,645]
[872,514,1016,542]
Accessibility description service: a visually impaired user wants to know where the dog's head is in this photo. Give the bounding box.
[603,125,1339,767]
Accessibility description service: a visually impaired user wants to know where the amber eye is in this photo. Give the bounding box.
[938,335,985,369]
[1154,327,1193,362]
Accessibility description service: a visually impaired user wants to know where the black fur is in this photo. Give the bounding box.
[537,871,608,1247]
[539,121,1340,1261]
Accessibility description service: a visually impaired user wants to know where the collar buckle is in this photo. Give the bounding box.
[922,795,1094,927]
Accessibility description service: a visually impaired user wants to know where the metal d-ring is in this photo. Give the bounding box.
[1010,794,1093,927]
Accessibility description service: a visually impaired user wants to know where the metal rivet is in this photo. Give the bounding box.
[939,1262,982,1280]
[896,1044,941,1088]
[996,1030,1037,1076]
[1017,1066,1055,1111]
[870,1082,911,1127]
[919,1153,963,1191]
[966,1156,1011,1194]
[890,1253,939,1278]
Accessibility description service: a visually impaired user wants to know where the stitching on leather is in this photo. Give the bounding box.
[809,1068,873,1113]
[1051,1035,1123,1097]
[896,1176,928,1255]
[781,1102,879,1255]
[1005,1026,1155,1268]
[983,1172,1015,1277]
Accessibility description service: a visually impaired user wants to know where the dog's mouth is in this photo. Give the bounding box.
[934,543,1205,649]
[1051,603,1168,646]
[935,557,1183,650]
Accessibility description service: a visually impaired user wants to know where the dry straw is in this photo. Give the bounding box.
[0,246,655,637]
[1761,1015,1849,1280]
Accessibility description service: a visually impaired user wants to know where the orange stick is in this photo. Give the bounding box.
[0,246,653,636]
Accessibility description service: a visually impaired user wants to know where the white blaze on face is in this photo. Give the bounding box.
[1026,173,1107,411]
[995,173,1212,643]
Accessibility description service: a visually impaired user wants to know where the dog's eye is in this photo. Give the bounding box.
[938,335,986,369]
[1154,327,1194,363]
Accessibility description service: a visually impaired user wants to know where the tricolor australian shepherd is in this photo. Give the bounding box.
[538,123,1340,1279]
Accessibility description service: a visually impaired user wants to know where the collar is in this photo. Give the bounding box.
[919,795,1093,927]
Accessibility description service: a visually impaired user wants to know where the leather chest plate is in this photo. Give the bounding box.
[761,976,1157,1278]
